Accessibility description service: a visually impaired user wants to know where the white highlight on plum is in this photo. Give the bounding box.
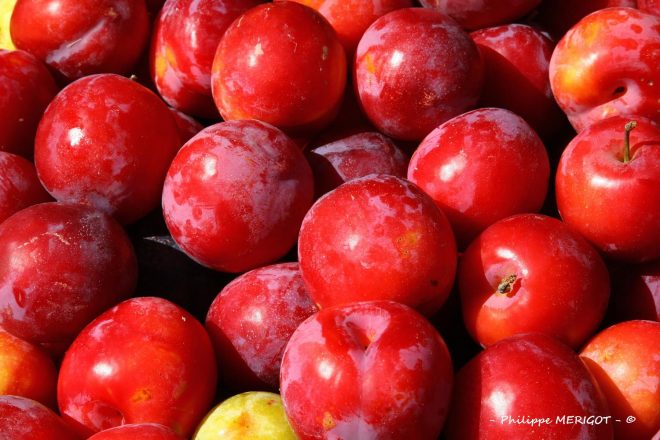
[202,156,217,179]
[47,0,61,14]
[318,359,334,380]
[487,389,514,419]
[93,362,114,377]
[248,43,264,68]
[390,50,404,68]
[438,154,467,182]
[590,175,617,189]
[346,234,360,251]
[68,128,84,147]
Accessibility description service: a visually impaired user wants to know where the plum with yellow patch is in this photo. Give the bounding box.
[193,392,296,440]
[0,329,57,408]
[549,7,660,132]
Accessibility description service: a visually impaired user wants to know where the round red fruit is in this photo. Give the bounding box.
[58,297,217,438]
[162,119,313,273]
[10,0,149,80]
[212,2,346,135]
[459,214,610,348]
[299,174,457,316]
[556,116,660,262]
[281,301,453,440]
[408,108,549,249]
[445,333,613,440]
[206,262,318,390]
[0,202,137,350]
[35,74,181,225]
[354,8,483,141]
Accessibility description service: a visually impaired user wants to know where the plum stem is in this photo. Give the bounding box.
[496,274,517,295]
[623,121,637,164]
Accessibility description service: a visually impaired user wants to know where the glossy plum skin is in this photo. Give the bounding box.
[459,214,610,349]
[581,321,660,440]
[299,175,457,316]
[0,202,137,350]
[162,120,314,273]
[0,49,57,158]
[549,8,660,132]
[35,74,181,225]
[556,116,660,263]
[607,260,659,322]
[0,329,57,408]
[306,132,408,197]
[408,108,549,249]
[354,8,484,141]
[280,301,453,440]
[88,423,183,440]
[212,2,346,136]
[10,0,149,80]
[445,334,613,440]
[205,262,318,390]
[288,0,412,58]
[0,152,51,224]
[150,0,262,119]
[58,297,217,438]
[0,395,82,440]
[419,0,540,30]
[471,24,564,139]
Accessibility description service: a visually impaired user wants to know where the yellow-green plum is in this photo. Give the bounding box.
[194,392,297,440]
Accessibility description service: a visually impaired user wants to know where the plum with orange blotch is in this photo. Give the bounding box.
[0,49,58,158]
[580,320,660,440]
[288,0,412,58]
[34,74,181,225]
[57,297,218,438]
[418,0,540,30]
[354,8,484,141]
[408,108,550,249]
[0,395,82,439]
[205,262,318,391]
[555,116,660,263]
[0,329,58,409]
[0,152,51,224]
[471,24,564,139]
[444,333,613,440]
[150,0,262,119]
[298,174,457,316]
[0,202,137,353]
[10,0,149,80]
[212,2,346,136]
[280,301,453,440]
[162,120,314,273]
[458,214,610,349]
[88,423,183,440]
[549,7,660,132]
